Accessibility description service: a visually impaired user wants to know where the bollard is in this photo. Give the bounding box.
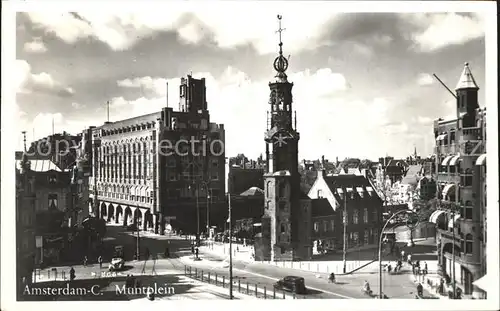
[189,266,192,276]
[282,290,285,299]
[222,276,225,288]
[238,279,241,292]
[255,284,257,297]
[201,270,204,282]
[208,272,211,284]
[273,286,276,299]
[195,268,198,279]
[264,287,267,299]
[215,273,218,286]
[246,282,249,294]
[62,271,66,280]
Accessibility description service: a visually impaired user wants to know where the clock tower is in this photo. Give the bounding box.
[259,15,312,262]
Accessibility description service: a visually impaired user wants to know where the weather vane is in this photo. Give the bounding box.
[276,15,286,55]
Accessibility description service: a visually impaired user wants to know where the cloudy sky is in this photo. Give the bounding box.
[12,4,488,161]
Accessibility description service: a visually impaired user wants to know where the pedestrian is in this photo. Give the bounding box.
[401,250,405,262]
[412,263,415,275]
[416,282,423,297]
[195,247,199,259]
[387,262,392,273]
[191,244,195,254]
[423,262,428,275]
[83,256,88,267]
[98,256,103,269]
[407,253,412,265]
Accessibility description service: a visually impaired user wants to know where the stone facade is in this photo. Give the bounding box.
[87,75,225,235]
[430,62,487,298]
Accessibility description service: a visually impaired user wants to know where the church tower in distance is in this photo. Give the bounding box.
[259,15,312,261]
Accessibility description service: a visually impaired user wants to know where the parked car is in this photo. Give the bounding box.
[274,276,307,294]
[109,257,125,271]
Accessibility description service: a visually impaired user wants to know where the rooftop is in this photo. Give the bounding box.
[455,62,479,91]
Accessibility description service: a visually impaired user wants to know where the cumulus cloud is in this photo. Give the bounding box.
[111,67,411,159]
[24,5,337,54]
[411,13,485,52]
[15,59,74,97]
[23,38,48,53]
[417,73,435,86]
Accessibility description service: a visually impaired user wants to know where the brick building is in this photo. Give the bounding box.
[428,62,487,298]
[308,171,383,254]
[257,18,312,261]
[87,75,225,236]
[16,154,37,295]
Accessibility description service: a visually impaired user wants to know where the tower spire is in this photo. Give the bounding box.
[273,15,289,82]
[22,131,27,152]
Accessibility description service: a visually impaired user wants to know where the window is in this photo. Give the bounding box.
[266,200,271,210]
[352,232,359,245]
[48,194,58,210]
[465,201,473,220]
[167,158,176,167]
[281,223,286,233]
[317,189,323,198]
[279,202,286,211]
[363,208,368,223]
[352,210,359,224]
[279,182,286,198]
[330,219,335,231]
[364,230,369,244]
[323,220,328,232]
[211,172,219,181]
[372,210,378,222]
[48,175,57,183]
[465,234,473,254]
[314,222,319,232]
[266,181,272,197]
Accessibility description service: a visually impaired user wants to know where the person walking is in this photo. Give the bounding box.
[83,256,88,267]
[328,272,336,283]
[416,282,423,297]
[407,253,412,265]
[98,256,103,269]
[401,250,405,262]
[423,262,428,275]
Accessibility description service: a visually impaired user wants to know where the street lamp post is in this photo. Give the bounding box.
[206,190,211,238]
[378,209,417,299]
[228,191,233,299]
[342,194,347,273]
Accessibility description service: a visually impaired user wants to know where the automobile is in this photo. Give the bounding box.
[273,276,307,294]
[109,257,125,271]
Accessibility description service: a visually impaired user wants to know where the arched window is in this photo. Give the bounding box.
[465,201,473,220]
[265,200,271,210]
[465,234,473,254]
[317,189,323,198]
[266,181,272,197]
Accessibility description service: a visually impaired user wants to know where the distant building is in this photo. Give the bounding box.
[428,62,487,298]
[16,154,37,296]
[308,172,383,255]
[26,132,81,171]
[384,159,409,184]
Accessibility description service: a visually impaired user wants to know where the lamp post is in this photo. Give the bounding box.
[206,190,211,238]
[342,193,347,273]
[228,191,233,299]
[378,209,417,299]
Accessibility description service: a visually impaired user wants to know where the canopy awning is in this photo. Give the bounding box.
[448,214,461,229]
[442,184,456,198]
[475,154,486,166]
[429,210,446,224]
[441,155,453,166]
[436,134,447,141]
[449,154,462,166]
